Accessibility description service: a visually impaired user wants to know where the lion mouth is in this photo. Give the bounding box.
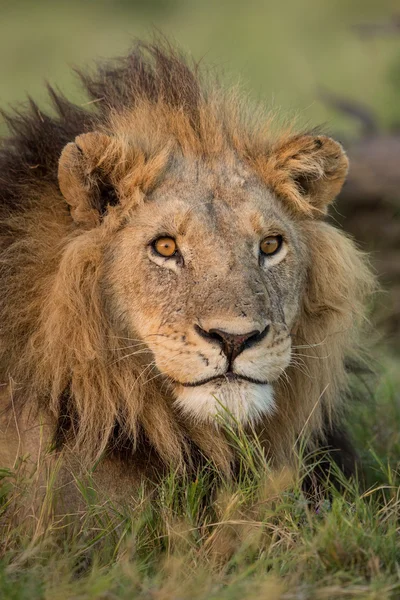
[179,371,269,387]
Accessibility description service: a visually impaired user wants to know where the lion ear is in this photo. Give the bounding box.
[58,132,120,228]
[264,135,349,217]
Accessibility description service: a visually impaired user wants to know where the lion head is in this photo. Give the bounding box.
[0,42,375,471]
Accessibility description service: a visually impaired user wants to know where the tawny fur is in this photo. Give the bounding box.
[0,42,375,503]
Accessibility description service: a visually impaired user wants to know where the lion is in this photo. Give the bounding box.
[0,42,374,509]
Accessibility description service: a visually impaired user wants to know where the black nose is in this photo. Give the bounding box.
[195,324,269,363]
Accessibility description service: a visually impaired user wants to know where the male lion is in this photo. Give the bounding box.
[0,42,374,507]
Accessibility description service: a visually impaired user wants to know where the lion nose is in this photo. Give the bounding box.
[195,325,269,363]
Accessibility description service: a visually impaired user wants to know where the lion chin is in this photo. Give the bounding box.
[174,379,275,425]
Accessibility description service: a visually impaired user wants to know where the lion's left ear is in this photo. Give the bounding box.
[263,135,349,217]
[58,132,122,228]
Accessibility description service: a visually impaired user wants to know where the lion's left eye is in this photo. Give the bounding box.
[260,235,282,256]
[153,237,178,257]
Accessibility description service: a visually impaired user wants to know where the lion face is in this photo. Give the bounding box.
[104,158,307,424]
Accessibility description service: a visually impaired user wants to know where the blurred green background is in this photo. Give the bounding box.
[0,0,399,134]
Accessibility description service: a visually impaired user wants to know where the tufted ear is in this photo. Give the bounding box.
[263,135,349,217]
[58,132,122,228]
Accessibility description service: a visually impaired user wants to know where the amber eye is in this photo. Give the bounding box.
[153,237,178,257]
[260,235,282,256]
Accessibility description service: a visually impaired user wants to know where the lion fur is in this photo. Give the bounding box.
[0,41,375,500]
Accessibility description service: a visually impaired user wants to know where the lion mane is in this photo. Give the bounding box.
[0,41,374,482]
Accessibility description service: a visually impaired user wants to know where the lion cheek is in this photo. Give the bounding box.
[234,344,292,383]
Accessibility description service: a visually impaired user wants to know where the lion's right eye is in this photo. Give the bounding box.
[153,237,178,257]
[260,235,282,257]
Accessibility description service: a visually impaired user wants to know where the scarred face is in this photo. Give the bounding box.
[104,158,308,424]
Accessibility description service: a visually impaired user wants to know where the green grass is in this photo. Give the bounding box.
[1,359,400,599]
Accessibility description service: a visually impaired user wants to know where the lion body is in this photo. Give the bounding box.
[0,43,374,510]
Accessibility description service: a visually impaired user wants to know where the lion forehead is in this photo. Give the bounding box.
[126,159,296,244]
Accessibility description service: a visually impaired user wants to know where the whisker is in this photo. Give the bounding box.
[137,353,184,388]
[292,352,331,360]
[109,349,153,366]
[289,356,314,380]
[291,339,327,349]
[108,333,170,343]
[113,342,149,352]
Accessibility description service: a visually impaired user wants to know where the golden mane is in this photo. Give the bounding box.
[0,41,375,476]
